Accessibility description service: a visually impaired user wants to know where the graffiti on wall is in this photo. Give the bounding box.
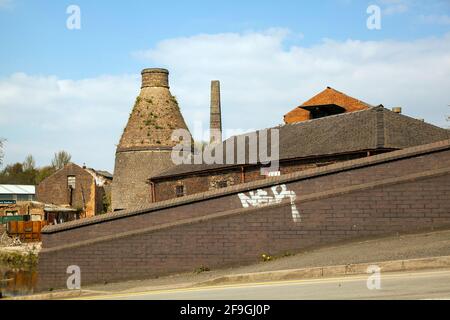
[238,184,301,222]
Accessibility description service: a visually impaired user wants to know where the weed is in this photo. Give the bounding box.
[194,266,210,274]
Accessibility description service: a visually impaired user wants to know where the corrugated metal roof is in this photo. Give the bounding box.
[0,184,36,195]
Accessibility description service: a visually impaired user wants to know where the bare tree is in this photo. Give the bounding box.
[23,154,36,171]
[447,105,450,126]
[0,138,5,167]
[51,150,72,170]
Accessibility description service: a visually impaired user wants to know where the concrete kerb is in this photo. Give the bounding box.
[194,255,450,287]
[5,290,87,300]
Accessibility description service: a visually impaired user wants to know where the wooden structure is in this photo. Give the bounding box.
[6,221,48,242]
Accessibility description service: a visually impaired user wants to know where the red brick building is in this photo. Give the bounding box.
[36,163,112,218]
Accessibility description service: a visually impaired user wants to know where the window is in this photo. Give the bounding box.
[175,185,185,197]
[0,194,13,200]
[216,180,228,189]
[267,171,281,177]
[68,176,76,189]
[17,194,32,201]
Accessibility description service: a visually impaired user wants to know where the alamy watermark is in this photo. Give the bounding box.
[366,265,381,290]
[66,5,81,30]
[171,124,280,175]
[367,5,381,30]
[66,265,81,290]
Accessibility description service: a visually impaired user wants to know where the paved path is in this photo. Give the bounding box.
[81,269,450,300]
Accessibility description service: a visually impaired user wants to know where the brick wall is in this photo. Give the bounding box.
[152,151,383,202]
[36,163,95,216]
[37,140,450,291]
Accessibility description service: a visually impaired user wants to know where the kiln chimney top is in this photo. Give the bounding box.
[141,68,169,89]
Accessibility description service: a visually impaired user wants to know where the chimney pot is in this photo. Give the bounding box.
[392,107,402,114]
[141,68,169,89]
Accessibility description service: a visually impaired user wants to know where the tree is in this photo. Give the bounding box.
[0,162,30,185]
[35,165,56,184]
[51,151,72,170]
[23,154,36,171]
[0,138,5,168]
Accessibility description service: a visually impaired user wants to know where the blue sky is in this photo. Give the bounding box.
[1,0,450,172]
[1,0,449,78]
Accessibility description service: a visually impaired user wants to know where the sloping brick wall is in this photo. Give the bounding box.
[37,140,450,291]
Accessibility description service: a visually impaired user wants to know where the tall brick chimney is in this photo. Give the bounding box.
[210,80,222,144]
[112,68,192,211]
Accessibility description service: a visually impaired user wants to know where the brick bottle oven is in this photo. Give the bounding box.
[112,68,192,211]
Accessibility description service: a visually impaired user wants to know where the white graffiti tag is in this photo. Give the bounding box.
[238,184,301,222]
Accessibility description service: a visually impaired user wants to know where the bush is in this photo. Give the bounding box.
[0,250,38,271]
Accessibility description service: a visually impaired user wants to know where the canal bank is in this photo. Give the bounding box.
[0,244,39,298]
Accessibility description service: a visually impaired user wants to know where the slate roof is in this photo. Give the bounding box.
[150,106,450,180]
[91,170,113,180]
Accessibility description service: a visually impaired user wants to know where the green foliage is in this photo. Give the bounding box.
[0,156,56,185]
[261,253,273,262]
[0,249,38,271]
[35,166,56,184]
[101,192,112,214]
[0,163,36,185]
[281,251,294,258]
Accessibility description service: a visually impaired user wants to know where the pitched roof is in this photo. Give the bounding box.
[284,87,374,123]
[302,87,374,109]
[150,107,450,180]
[90,170,113,180]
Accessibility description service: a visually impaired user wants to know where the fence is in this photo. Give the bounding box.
[7,221,48,242]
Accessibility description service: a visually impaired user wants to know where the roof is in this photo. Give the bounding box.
[90,170,113,180]
[151,107,450,180]
[302,87,374,109]
[284,87,373,123]
[0,185,36,195]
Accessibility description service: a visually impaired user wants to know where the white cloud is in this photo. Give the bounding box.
[137,29,450,131]
[0,73,139,171]
[2,29,450,172]
[378,0,410,15]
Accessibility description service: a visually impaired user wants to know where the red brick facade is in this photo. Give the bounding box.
[37,140,450,291]
[150,151,381,202]
[36,163,110,218]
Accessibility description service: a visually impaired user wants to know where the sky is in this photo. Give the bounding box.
[0,0,449,172]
